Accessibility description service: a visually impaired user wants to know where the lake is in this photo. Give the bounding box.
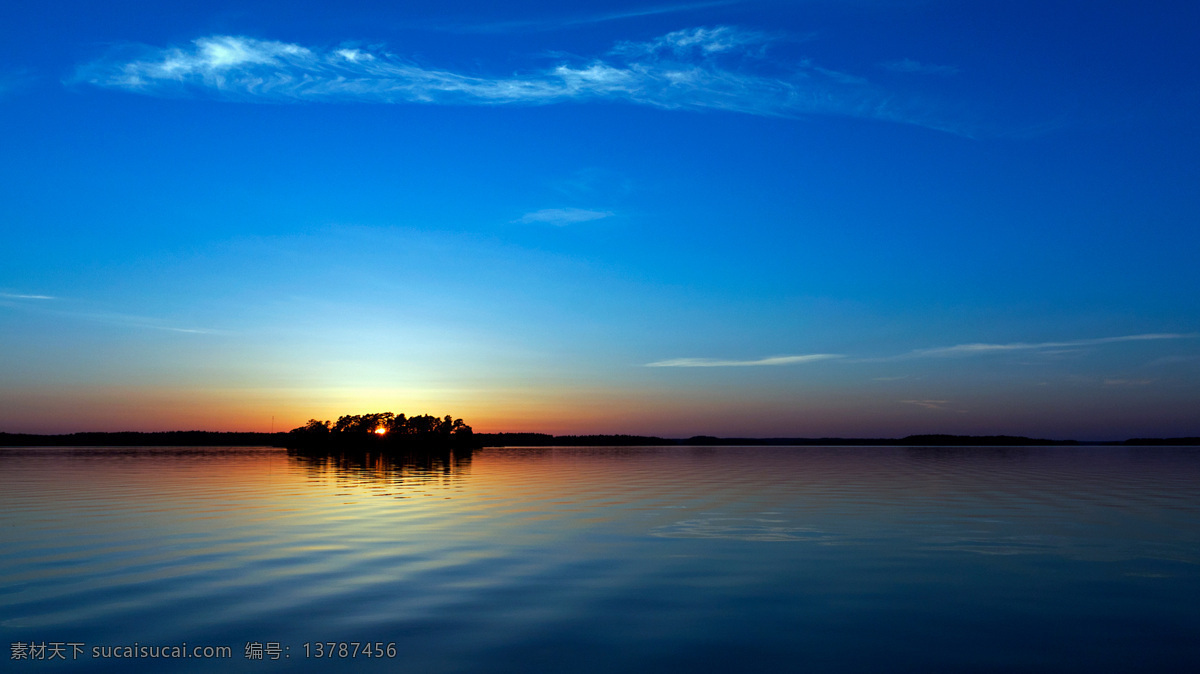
[2,445,1198,672]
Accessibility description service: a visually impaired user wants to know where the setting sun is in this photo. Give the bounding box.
[373,427,387,435]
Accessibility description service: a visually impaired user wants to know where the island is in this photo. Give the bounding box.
[284,412,479,451]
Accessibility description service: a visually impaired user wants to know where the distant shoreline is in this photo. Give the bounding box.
[1,431,1197,447]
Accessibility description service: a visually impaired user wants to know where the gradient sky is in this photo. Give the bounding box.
[2,1,1198,439]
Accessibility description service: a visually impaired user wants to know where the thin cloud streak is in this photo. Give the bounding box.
[652,333,1195,368]
[646,354,842,367]
[77,29,965,133]
[514,208,614,225]
[611,25,772,57]
[901,399,951,411]
[448,1,741,34]
[63,310,223,335]
[1,293,221,335]
[908,333,1196,358]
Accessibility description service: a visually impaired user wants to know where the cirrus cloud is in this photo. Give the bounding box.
[646,354,843,367]
[75,29,966,133]
[0,292,57,300]
[907,333,1195,358]
[649,333,1197,369]
[514,208,615,226]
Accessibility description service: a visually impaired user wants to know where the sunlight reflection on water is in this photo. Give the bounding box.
[1,445,1198,673]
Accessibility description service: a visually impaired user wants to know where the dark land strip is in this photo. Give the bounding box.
[2,431,1197,447]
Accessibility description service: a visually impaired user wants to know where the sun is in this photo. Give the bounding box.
[373,427,387,435]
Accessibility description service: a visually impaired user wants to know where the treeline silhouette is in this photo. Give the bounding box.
[471,434,1097,447]
[0,431,281,447]
[669,434,1199,446]
[286,412,477,451]
[473,433,676,447]
[2,430,1197,448]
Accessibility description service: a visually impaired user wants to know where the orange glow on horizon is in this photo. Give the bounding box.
[2,381,1148,440]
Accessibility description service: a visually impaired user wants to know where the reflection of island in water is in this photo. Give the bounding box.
[287,444,473,484]
[284,411,476,486]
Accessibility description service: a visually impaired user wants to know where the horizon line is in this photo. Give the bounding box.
[2,429,1197,446]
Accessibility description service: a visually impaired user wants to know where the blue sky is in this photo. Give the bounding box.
[2,1,1198,438]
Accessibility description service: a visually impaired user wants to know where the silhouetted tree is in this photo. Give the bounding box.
[332,412,394,434]
[300,419,331,434]
[387,413,408,434]
[287,410,476,450]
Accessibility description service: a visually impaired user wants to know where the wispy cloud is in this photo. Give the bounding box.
[611,25,772,58]
[76,29,964,132]
[651,333,1196,370]
[908,333,1195,358]
[63,310,222,335]
[881,58,959,76]
[0,292,57,300]
[448,1,740,34]
[646,354,842,367]
[1,292,220,334]
[901,399,951,411]
[69,308,223,334]
[514,208,614,226]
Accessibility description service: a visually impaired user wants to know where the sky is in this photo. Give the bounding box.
[1,0,1198,439]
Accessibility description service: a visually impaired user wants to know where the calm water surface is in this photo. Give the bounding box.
[2,445,1198,673]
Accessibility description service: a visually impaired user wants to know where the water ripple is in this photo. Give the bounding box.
[2,445,1199,672]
